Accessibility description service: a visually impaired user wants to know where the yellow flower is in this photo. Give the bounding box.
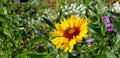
[51,15,89,53]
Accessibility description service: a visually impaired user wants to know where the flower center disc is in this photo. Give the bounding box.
[63,27,80,41]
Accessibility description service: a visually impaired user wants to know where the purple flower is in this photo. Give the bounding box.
[106,23,112,28]
[103,16,111,23]
[86,39,94,47]
[103,16,114,33]
[107,27,114,33]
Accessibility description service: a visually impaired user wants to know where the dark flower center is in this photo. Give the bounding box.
[63,27,80,41]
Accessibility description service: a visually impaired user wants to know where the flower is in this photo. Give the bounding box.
[112,2,120,13]
[86,34,94,47]
[61,3,87,16]
[86,39,94,47]
[51,15,89,53]
[103,16,114,33]
[103,16,111,23]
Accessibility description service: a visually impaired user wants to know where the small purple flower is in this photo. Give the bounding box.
[103,16,111,23]
[107,27,114,33]
[86,39,94,47]
[103,16,114,33]
[106,23,112,28]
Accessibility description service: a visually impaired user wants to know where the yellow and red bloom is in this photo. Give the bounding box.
[51,15,89,53]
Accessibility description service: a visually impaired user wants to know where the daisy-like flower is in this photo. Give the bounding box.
[51,15,89,53]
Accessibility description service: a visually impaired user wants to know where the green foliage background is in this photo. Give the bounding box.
[0,0,120,58]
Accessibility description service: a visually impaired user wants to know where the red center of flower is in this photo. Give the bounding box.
[63,27,80,41]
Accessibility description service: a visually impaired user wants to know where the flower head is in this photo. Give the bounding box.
[103,16,111,23]
[51,15,89,53]
[103,16,114,33]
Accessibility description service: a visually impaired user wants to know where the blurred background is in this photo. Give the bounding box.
[0,0,120,58]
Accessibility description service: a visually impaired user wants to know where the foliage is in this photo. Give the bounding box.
[0,0,120,58]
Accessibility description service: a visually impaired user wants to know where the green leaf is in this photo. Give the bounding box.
[29,36,44,48]
[0,55,4,58]
[29,35,49,48]
[4,50,10,58]
[100,21,106,36]
[87,2,98,14]
[93,54,107,58]
[17,53,26,58]
[27,52,47,58]
[0,0,7,4]
[42,17,55,28]
[3,29,11,39]
[116,34,120,48]
[18,51,47,58]
[56,9,62,23]
[29,36,43,44]
[3,23,8,29]
[105,48,117,58]
[57,52,68,58]
[110,18,120,34]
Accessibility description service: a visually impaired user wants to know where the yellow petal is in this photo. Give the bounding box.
[55,24,64,32]
[70,38,76,45]
[76,36,82,42]
[68,39,76,53]
[51,38,59,45]
[60,39,68,49]
[78,17,89,27]
[74,18,79,27]
[78,19,82,27]
[56,38,67,48]
[51,31,63,37]
[60,23,67,30]
[68,19,73,27]
[80,24,88,37]
[70,15,79,27]
[52,37,68,49]
[62,18,69,28]
[59,18,69,30]
[64,45,69,52]
[80,30,87,37]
